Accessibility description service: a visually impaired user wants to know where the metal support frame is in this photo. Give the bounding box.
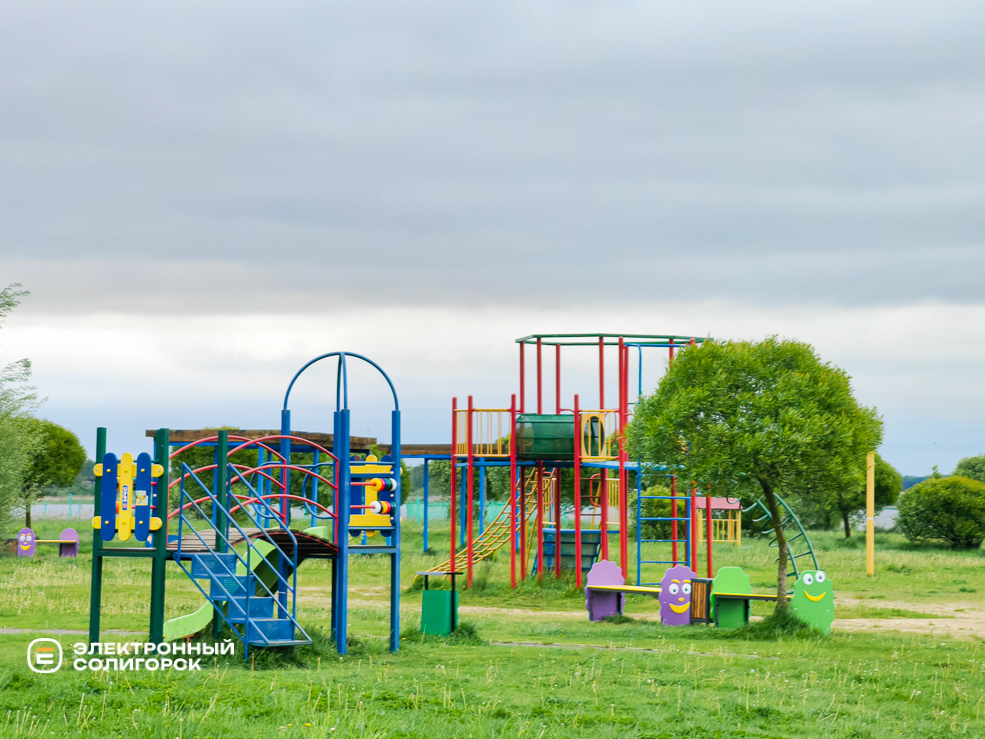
[89,427,170,650]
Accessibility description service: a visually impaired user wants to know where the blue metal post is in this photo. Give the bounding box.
[333,408,351,655]
[312,449,320,528]
[390,409,401,652]
[636,467,642,585]
[479,461,486,536]
[257,446,267,527]
[280,410,291,528]
[422,459,429,552]
[460,466,467,546]
[278,410,291,620]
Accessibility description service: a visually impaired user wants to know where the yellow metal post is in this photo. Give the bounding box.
[866,451,875,576]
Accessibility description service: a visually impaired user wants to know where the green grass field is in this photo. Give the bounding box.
[1,518,983,738]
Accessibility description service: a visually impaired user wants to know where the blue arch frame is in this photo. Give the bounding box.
[280,351,402,656]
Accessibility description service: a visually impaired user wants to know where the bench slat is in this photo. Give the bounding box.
[587,585,661,595]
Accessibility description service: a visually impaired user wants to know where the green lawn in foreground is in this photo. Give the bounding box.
[0,519,983,737]
[1,624,983,738]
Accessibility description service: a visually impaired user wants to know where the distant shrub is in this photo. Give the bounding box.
[896,476,985,548]
[953,454,985,484]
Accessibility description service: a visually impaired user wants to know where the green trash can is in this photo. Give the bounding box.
[418,571,461,636]
[421,590,459,636]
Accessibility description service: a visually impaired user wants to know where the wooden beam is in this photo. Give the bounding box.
[145,429,379,451]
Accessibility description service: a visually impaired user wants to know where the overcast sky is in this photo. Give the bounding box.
[1,1,983,475]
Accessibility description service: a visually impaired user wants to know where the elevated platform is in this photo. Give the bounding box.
[167,528,339,560]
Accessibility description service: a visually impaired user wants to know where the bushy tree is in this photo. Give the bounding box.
[822,452,902,538]
[628,337,882,610]
[17,419,86,527]
[0,284,40,532]
[896,475,985,548]
[953,454,985,484]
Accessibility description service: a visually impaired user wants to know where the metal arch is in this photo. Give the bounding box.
[282,351,400,413]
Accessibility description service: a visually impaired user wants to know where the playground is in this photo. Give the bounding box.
[1,336,983,738]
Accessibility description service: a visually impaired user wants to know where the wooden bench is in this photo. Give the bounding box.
[712,592,791,628]
[9,528,79,558]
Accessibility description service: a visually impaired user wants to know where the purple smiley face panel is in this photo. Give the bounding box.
[659,565,697,626]
[17,528,36,557]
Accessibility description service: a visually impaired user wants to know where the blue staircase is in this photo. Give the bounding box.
[188,551,309,647]
[174,464,312,658]
[540,529,603,573]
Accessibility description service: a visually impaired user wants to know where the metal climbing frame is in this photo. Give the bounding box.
[635,470,692,586]
[744,493,819,590]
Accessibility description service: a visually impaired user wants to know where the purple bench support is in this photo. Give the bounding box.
[584,559,626,621]
[16,528,35,557]
[59,528,79,558]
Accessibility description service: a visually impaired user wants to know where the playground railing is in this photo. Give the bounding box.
[578,410,620,460]
[175,463,310,653]
[454,408,512,457]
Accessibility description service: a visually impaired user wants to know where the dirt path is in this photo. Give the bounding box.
[302,587,985,640]
[833,598,985,641]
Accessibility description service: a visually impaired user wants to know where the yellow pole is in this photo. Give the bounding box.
[866,451,875,576]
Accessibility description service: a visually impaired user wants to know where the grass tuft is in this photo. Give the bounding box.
[724,607,822,641]
[602,614,636,625]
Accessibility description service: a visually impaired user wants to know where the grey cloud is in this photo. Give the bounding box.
[1,0,985,312]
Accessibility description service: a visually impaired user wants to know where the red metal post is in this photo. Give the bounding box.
[669,338,675,367]
[598,336,608,560]
[555,344,561,414]
[536,460,544,581]
[520,464,527,581]
[573,394,583,588]
[536,338,543,415]
[618,337,629,579]
[554,467,562,579]
[519,342,525,413]
[510,394,517,589]
[670,474,678,564]
[690,481,698,572]
[599,468,608,560]
[450,398,457,578]
[705,488,713,577]
[467,395,475,588]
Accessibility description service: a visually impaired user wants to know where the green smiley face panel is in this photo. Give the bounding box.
[791,570,834,634]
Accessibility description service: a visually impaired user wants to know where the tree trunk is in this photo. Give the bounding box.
[758,478,788,612]
[25,504,31,529]
[842,511,852,538]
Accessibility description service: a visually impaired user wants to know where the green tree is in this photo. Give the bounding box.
[0,284,40,532]
[896,476,985,548]
[17,419,87,527]
[823,452,902,538]
[628,337,883,611]
[953,454,985,484]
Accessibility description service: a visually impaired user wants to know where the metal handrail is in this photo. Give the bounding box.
[227,465,304,633]
[176,464,309,647]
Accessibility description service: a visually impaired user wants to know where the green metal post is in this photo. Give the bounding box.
[149,428,170,646]
[212,430,229,638]
[88,427,108,647]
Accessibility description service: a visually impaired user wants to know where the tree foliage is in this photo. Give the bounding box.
[824,452,902,538]
[0,284,40,532]
[953,454,985,485]
[628,337,883,609]
[17,419,87,527]
[896,475,985,548]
